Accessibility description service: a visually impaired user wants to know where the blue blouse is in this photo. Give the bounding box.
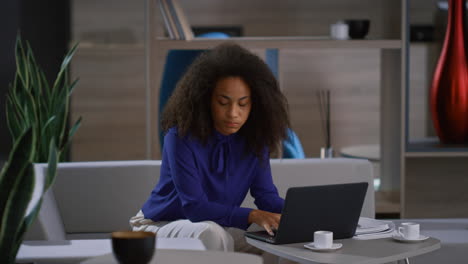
[141,127,284,230]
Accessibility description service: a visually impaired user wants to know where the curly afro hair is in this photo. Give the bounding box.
[161,42,290,159]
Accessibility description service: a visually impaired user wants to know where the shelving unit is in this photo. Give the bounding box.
[401,0,468,218]
[406,151,468,158]
[67,0,467,218]
[146,0,421,217]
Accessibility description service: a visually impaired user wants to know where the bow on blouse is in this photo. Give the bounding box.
[211,134,232,174]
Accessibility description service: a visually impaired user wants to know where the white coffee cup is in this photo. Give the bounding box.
[398,222,420,240]
[330,21,349,40]
[314,231,333,248]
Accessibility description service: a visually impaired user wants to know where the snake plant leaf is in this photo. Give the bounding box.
[32,62,43,98]
[14,38,28,90]
[39,117,57,163]
[11,198,42,264]
[0,128,34,216]
[52,43,78,97]
[0,163,34,263]
[7,87,27,127]
[44,140,58,191]
[61,117,83,155]
[24,87,38,129]
[22,197,43,237]
[68,78,80,95]
[0,128,35,262]
[57,102,70,149]
[5,97,23,141]
[60,42,79,72]
[69,117,82,140]
[40,116,57,137]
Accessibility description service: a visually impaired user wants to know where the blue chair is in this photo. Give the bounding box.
[158,38,305,158]
[265,49,305,159]
[158,49,205,147]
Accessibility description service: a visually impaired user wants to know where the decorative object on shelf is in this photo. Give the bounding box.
[410,24,435,42]
[0,37,81,264]
[330,21,349,40]
[316,90,333,158]
[320,147,334,159]
[431,0,468,144]
[344,19,370,39]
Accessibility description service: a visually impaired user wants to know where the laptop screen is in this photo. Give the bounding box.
[246,182,368,244]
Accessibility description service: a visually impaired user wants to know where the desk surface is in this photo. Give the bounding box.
[81,249,262,264]
[246,236,440,264]
[17,238,206,263]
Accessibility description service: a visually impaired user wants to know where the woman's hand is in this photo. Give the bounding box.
[248,209,281,236]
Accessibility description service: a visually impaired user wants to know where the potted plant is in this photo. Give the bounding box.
[0,37,81,264]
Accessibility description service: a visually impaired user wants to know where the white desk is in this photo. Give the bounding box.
[17,238,206,264]
[246,236,440,264]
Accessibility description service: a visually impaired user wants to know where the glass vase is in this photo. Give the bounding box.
[430,0,468,144]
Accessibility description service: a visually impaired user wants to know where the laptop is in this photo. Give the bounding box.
[244,182,368,244]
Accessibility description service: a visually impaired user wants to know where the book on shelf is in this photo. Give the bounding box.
[165,0,184,39]
[170,0,194,40]
[160,0,194,40]
[159,0,178,39]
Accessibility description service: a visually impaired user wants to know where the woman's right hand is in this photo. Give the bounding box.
[248,209,281,236]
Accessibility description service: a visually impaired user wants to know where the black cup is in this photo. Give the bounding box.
[112,231,156,264]
[345,19,370,39]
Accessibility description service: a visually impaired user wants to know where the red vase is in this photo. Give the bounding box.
[430,0,468,144]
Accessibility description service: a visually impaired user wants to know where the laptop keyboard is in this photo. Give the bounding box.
[270,229,277,237]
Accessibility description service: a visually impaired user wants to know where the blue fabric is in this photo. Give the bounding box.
[158,33,230,149]
[265,49,305,158]
[282,128,306,159]
[265,49,279,79]
[142,127,284,230]
[197,32,230,38]
[158,50,206,147]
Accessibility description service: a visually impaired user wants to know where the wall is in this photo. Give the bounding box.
[0,0,18,163]
[0,0,70,163]
[70,0,146,160]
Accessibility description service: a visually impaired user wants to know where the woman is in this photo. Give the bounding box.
[130,43,290,253]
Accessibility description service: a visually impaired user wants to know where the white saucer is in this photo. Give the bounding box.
[304,242,343,252]
[392,234,429,243]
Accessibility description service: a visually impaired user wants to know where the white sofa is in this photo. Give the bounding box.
[24,158,375,240]
[19,158,374,263]
[21,158,468,263]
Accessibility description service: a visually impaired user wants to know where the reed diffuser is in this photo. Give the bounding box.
[316,90,333,158]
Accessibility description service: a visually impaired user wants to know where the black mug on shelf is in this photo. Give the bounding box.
[345,19,370,39]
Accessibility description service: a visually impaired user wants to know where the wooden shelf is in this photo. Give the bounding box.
[155,37,402,50]
[405,137,468,157]
[405,152,468,157]
[76,42,145,51]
